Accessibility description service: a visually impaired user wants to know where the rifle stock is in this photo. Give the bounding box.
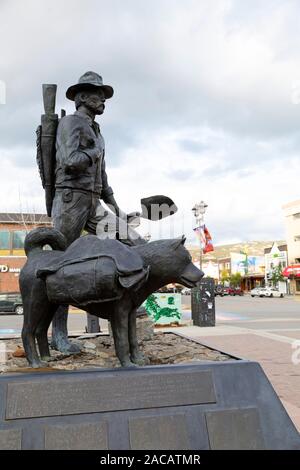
[39,84,58,216]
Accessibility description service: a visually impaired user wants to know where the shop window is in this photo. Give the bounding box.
[12,231,27,249]
[0,231,10,250]
[296,280,300,292]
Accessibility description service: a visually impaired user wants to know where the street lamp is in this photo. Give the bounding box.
[192,200,208,270]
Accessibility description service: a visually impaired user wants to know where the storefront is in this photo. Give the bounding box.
[0,260,24,293]
[0,213,51,293]
[282,265,300,295]
[241,275,264,291]
[231,252,265,292]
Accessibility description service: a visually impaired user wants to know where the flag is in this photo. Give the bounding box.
[193,224,214,254]
[193,225,206,246]
[203,225,214,253]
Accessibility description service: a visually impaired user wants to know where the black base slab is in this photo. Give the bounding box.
[0,361,299,450]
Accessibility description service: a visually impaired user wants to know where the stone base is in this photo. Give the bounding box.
[0,361,299,450]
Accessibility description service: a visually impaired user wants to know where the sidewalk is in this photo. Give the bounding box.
[165,322,300,432]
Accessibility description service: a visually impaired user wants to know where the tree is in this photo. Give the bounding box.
[229,272,242,287]
[271,265,284,287]
[220,269,230,285]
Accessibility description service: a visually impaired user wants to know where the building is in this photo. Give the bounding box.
[0,213,51,293]
[264,242,288,293]
[282,199,300,295]
[188,240,286,291]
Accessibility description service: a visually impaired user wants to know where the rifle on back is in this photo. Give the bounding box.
[36,84,65,217]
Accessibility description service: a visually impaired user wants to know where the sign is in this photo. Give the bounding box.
[0,265,21,274]
[144,293,182,325]
[282,265,300,278]
[231,253,265,276]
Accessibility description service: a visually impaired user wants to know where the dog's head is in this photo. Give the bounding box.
[168,235,204,288]
[143,235,204,287]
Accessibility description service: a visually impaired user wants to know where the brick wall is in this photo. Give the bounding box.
[0,223,48,231]
[0,219,51,292]
[0,257,26,293]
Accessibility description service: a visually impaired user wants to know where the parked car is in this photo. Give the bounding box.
[222,287,230,296]
[263,287,284,298]
[250,287,284,298]
[0,292,23,315]
[214,285,229,296]
[228,287,244,296]
[215,285,225,296]
[250,287,265,297]
[181,288,191,295]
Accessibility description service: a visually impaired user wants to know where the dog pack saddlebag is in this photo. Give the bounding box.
[44,256,147,306]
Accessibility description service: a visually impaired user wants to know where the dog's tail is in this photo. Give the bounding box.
[24,228,67,256]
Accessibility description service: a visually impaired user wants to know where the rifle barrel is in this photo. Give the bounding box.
[42,84,57,115]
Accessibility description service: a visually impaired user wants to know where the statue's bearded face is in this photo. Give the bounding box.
[84,89,106,115]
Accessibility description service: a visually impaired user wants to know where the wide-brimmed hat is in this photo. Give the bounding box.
[66,71,114,100]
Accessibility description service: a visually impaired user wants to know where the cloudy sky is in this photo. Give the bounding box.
[0,0,300,244]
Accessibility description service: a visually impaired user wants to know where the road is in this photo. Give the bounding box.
[1,294,299,335]
[215,295,300,330]
[0,310,108,336]
[181,293,300,325]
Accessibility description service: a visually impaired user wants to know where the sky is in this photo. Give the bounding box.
[0,0,300,245]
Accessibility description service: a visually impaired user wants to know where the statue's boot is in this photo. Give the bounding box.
[51,305,82,353]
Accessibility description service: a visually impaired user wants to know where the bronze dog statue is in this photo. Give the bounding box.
[20,228,203,368]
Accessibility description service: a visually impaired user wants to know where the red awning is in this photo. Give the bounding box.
[282,265,300,278]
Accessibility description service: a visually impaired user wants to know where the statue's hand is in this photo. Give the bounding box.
[127,212,141,227]
[127,211,141,220]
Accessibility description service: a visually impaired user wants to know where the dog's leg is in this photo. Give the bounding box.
[51,305,82,354]
[128,308,149,366]
[36,303,57,361]
[110,300,137,367]
[21,281,50,368]
[21,324,42,368]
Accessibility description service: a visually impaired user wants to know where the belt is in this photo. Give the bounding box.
[55,187,101,197]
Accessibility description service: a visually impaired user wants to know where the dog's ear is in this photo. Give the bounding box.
[171,235,186,250]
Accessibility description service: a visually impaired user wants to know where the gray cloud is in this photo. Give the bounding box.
[166,169,193,182]
[178,139,210,154]
[1,0,300,154]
